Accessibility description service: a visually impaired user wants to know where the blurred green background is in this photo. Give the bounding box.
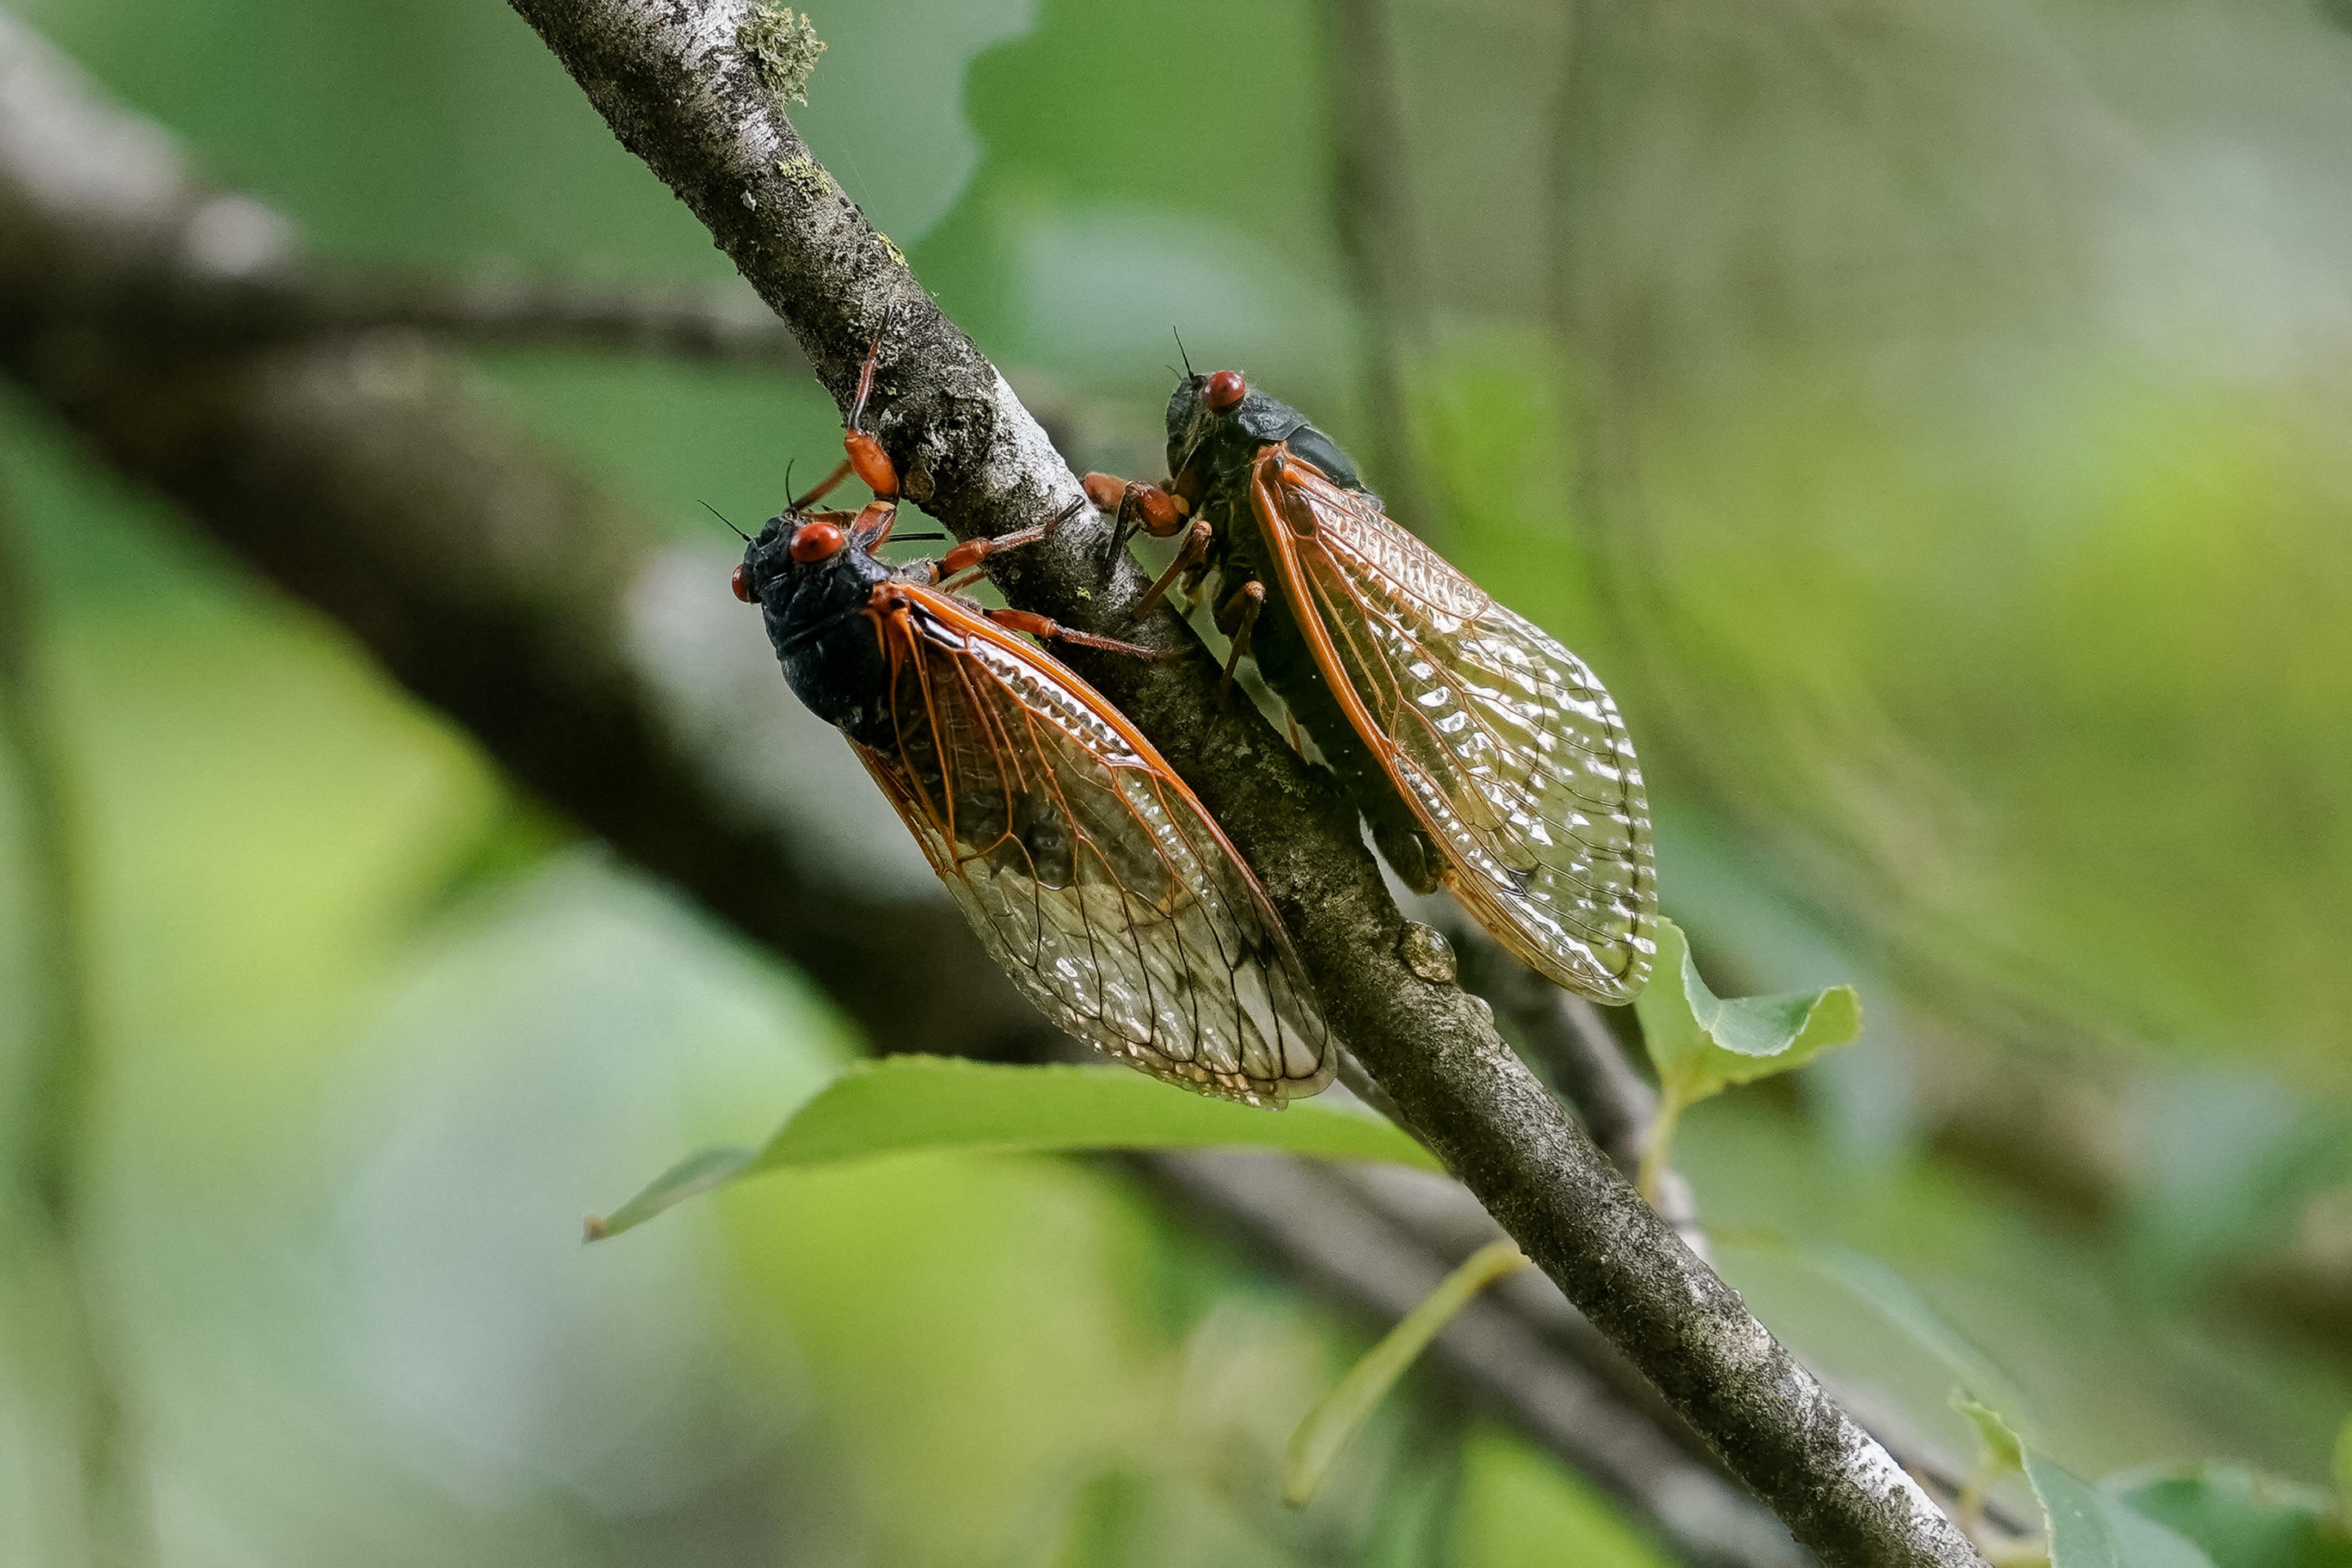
[3,0,2351,1562]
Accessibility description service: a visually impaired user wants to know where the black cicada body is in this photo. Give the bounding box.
[732,368,1334,1105]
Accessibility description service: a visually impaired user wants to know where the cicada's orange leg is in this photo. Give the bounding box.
[786,313,902,513]
[1084,471,1191,568]
[936,497,1085,591]
[1213,579,1265,693]
[847,500,899,550]
[1129,516,1214,623]
[791,457,857,512]
[982,607,1176,661]
[840,310,901,501]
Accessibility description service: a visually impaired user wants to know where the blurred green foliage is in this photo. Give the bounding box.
[2118,1466,2352,1568]
[5,0,2352,1561]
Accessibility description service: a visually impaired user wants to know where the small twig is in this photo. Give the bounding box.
[1636,1091,1692,1209]
[1333,1048,1416,1136]
[0,470,146,1568]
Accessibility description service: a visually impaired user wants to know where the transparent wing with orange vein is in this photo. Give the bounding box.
[1249,452,1657,1001]
[853,586,1334,1105]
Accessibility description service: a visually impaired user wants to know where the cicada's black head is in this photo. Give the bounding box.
[733,510,895,740]
[1165,370,1367,504]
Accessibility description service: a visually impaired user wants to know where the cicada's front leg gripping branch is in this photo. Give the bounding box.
[786,323,906,515]
[824,320,1169,666]
[1127,515,1214,624]
[934,497,1171,661]
[982,608,1177,662]
[842,310,901,501]
[1213,579,1265,693]
[1084,470,1192,570]
[935,496,1086,592]
[848,500,898,551]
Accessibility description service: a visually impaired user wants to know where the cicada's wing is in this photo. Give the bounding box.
[1247,452,1656,1001]
[854,585,1334,1104]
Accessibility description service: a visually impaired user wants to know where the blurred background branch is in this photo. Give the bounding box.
[97,268,813,368]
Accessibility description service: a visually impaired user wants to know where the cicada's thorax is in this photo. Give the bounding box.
[747,515,1057,875]
[1168,380,1445,893]
[746,514,902,751]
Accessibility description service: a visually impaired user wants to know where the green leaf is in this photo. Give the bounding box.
[586,1056,1440,1241]
[2115,1466,2352,1568]
[1633,917,1863,1103]
[1953,1390,2025,1475]
[1629,917,1861,1197]
[1285,1241,1527,1509]
[2026,1452,2216,1568]
[583,1146,756,1241]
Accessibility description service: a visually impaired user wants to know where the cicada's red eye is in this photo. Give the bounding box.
[730,563,757,604]
[790,519,846,564]
[1205,370,1247,412]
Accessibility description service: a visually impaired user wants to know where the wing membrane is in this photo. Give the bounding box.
[1250,452,1656,1000]
[857,585,1334,1104]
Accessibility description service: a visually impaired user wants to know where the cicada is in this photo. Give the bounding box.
[1085,369,1656,1002]
[730,343,1334,1105]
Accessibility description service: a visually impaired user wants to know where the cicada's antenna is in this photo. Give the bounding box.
[699,499,752,543]
[1173,327,1195,381]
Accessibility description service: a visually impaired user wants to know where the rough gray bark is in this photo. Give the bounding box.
[488,4,1981,1562]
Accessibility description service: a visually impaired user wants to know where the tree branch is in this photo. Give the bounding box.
[488,5,1977,1561]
